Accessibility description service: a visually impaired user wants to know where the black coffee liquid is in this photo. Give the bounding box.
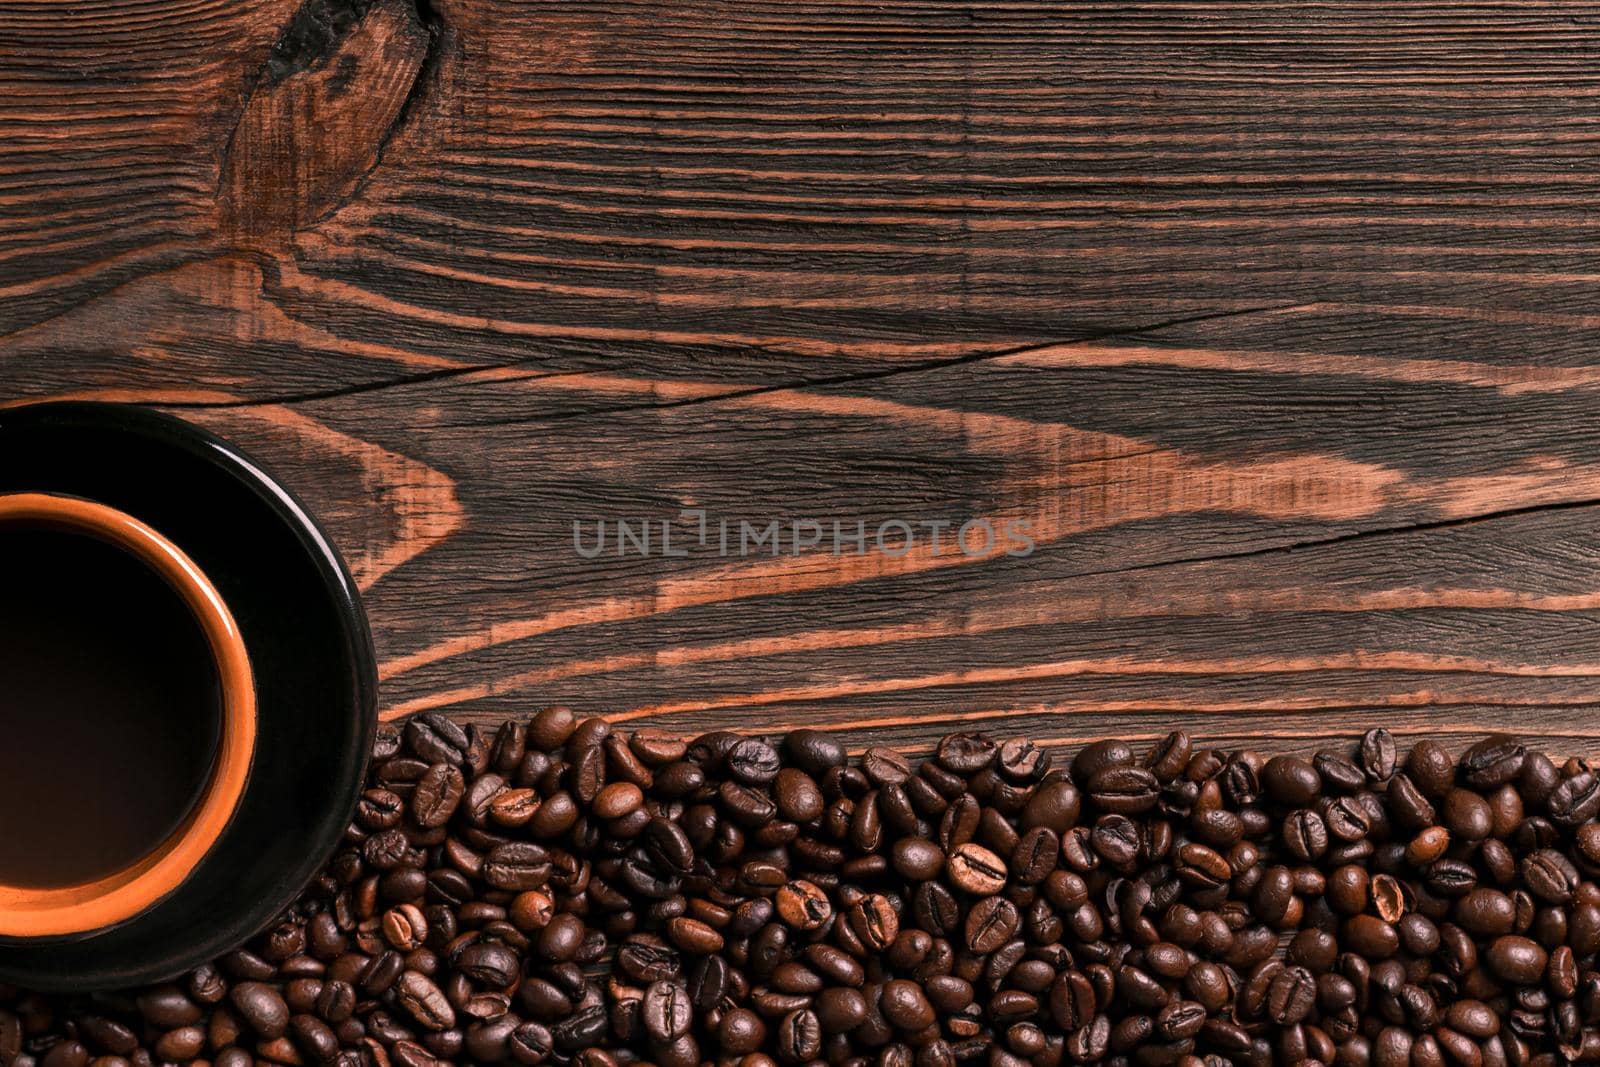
[0,527,222,887]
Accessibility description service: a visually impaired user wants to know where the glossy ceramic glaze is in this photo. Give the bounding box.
[0,403,377,990]
[0,492,256,938]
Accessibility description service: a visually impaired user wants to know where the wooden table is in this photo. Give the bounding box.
[4,1,1597,756]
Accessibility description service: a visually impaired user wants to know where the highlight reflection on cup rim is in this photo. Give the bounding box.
[0,492,256,939]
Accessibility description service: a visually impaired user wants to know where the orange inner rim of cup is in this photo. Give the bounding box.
[0,492,255,938]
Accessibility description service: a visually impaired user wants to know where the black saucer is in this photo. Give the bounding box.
[0,402,377,990]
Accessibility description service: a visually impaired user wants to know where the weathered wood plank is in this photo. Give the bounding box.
[2,0,1598,754]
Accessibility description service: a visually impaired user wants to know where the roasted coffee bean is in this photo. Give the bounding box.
[395,972,454,1032]
[222,982,289,1041]
[1371,873,1406,923]
[667,916,724,954]
[592,781,643,820]
[1486,935,1548,984]
[891,836,944,881]
[774,879,832,930]
[1358,728,1398,782]
[1266,967,1316,1025]
[289,1015,340,1065]
[1144,730,1191,781]
[1462,734,1527,789]
[1522,848,1579,903]
[728,739,782,785]
[1282,809,1328,861]
[880,980,936,1031]
[775,1008,822,1061]
[1086,765,1160,813]
[15,725,1600,1067]
[411,764,464,829]
[845,893,899,950]
[1551,771,1600,826]
[1386,773,1436,829]
[641,981,692,1042]
[933,732,995,774]
[997,737,1046,781]
[964,897,1019,954]
[1344,914,1400,959]
[1010,826,1057,884]
[783,729,846,775]
[1021,780,1080,833]
[483,842,552,892]
[1261,756,1322,806]
[773,769,824,824]
[946,842,1007,894]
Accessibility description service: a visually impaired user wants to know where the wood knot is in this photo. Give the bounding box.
[218,0,434,239]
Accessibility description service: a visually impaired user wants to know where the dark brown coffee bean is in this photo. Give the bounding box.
[719,781,777,828]
[1010,825,1057,884]
[1324,795,1372,841]
[1442,788,1493,841]
[997,737,1047,781]
[411,763,464,829]
[1282,809,1328,861]
[1522,848,1579,904]
[641,980,692,1042]
[1457,887,1517,936]
[889,836,944,882]
[1260,756,1321,806]
[932,732,994,774]
[1438,999,1498,1040]
[1550,770,1600,826]
[1386,773,1436,829]
[20,724,1600,1067]
[773,768,824,824]
[1461,734,1527,789]
[290,1015,341,1065]
[1344,915,1399,959]
[784,729,846,775]
[667,916,724,954]
[1486,935,1548,984]
[150,1027,204,1063]
[1265,966,1315,1025]
[483,842,552,892]
[405,718,464,766]
[963,897,1019,954]
[728,738,781,785]
[1086,765,1160,814]
[520,791,576,840]
[591,781,643,819]
[880,980,935,1031]
[715,1008,766,1054]
[1020,780,1080,833]
[395,972,455,1032]
[1145,731,1192,781]
[858,746,910,786]
[221,983,287,1041]
[775,1008,822,1061]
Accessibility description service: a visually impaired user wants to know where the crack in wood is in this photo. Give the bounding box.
[1067,497,1600,584]
[154,365,588,410]
[440,303,1313,428]
[124,301,1313,416]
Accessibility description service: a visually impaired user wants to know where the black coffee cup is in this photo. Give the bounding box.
[0,403,377,990]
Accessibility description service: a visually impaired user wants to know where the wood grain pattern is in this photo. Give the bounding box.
[4,0,1599,756]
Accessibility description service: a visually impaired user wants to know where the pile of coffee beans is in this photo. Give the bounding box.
[5,715,1600,1067]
